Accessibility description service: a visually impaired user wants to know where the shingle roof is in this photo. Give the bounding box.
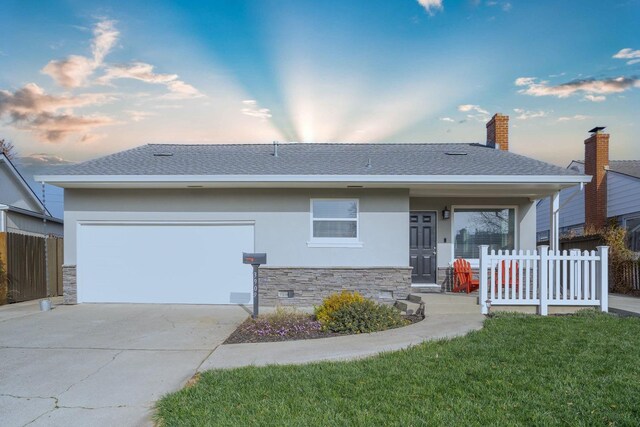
[609,160,640,179]
[52,143,583,177]
[571,160,640,179]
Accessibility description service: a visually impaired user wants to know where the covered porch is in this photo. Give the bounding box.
[406,179,582,290]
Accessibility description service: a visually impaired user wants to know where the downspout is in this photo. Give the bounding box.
[550,191,560,251]
[0,204,7,232]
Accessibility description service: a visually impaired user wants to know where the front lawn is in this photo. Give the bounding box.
[156,312,640,426]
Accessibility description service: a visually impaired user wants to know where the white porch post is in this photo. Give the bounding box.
[597,246,609,313]
[479,245,490,314]
[549,191,560,251]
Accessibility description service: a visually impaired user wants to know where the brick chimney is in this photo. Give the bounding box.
[486,113,509,151]
[584,126,609,230]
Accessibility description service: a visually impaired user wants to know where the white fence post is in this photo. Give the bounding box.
[479,245,490,314]
[538,245,549,316]
[597,246,609,313]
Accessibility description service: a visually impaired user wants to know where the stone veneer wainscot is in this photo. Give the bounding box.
[62,265,77,304]
[258,267,412,306]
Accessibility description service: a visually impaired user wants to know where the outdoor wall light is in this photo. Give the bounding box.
[442,206,451,220]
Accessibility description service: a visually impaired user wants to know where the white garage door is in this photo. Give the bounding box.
[77,222,254,304]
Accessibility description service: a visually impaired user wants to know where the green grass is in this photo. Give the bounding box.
[156,311,640,426]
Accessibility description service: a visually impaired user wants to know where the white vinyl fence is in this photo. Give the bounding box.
[479,245,609,315]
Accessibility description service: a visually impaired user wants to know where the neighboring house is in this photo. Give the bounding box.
[37,114,589,306]
[537,128,640,251]
[0,153,63,237]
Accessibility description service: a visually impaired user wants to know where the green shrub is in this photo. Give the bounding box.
[602,224,638,293]
[325,299,408,334]
[314,291,365,325]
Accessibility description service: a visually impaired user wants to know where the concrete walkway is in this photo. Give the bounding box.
[200,313,485,371]
[609,293,640,317]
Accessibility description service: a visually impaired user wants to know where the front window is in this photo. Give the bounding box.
[311,199,358,240]
[626,217,640,252]
[454,207,516,258]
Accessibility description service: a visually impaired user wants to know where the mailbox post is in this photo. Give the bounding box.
[242,253,267,318]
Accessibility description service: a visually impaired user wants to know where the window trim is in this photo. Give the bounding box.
[308,198,362,248]
[451,205,519,262]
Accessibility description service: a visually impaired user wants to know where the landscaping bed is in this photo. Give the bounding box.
[224,291,423,344]
[224,312,423,344]
[157,311,640,426]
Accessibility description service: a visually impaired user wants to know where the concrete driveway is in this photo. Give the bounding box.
[0,301,248,427]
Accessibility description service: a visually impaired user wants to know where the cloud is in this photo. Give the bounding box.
[99,62,203,99]
[0,83,115,142]
[92,20,119,64]
[439,117,455,122]
[0,83,112,116]
[417,0,443,15]
[15,153,75,179]
[486,1,512,11]
[513,108,548,120]
[42,20,202,100]
[19,153,73,167]
[241,100,272,120]
[41,55,95,89]
[80,133,108,143]
[457,104,488,114]
[515,76,640,101]
[583,94,605,102]
[515,77,536,86]
[613,48,640,65]
[42,19,118,88]
[125,110,156,122]
[557,115,589,122]
[23,113,113,142]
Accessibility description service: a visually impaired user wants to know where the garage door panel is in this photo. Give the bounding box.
[77,223,254,304]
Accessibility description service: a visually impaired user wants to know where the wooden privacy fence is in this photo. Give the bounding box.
[0,232,63,304]
[618,259,640,291]
[479,245,609,315]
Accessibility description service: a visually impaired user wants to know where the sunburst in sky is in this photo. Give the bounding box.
[2,0,639,190]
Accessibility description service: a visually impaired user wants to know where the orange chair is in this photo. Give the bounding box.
[452,258,479,294]
[495,260,520,292]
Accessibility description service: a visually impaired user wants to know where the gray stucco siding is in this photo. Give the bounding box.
[63,188,410,268]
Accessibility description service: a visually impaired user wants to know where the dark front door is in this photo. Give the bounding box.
[410,211,437,283]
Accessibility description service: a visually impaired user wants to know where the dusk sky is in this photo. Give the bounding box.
[2,0,640,215]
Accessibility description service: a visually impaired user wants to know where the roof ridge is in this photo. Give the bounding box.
[145,142,484,147]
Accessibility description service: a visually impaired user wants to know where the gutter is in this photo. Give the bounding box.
[34,174,592,186]
[0,204,63,224]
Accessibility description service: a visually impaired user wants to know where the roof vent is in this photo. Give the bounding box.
[153,153,173,157]
[445,152,467,156]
